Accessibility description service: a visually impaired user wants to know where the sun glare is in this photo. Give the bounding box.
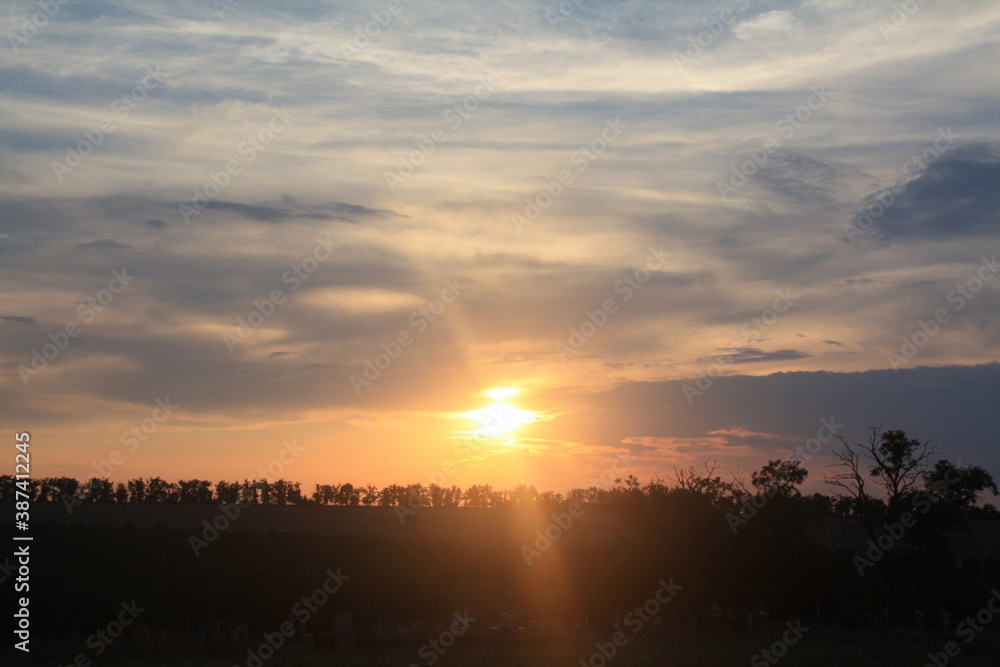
[484,387,519,400]
[465,403,535,435]
[462,391,537,436]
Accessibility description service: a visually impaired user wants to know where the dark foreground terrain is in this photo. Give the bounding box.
[3,501,999,666]
[26,629,1000,667]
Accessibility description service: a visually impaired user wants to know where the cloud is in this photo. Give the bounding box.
[75,240,133,250]
[183,199,403,224]
[1,316,35,326]
[714,348,810,364]
[733,10,804,43]
[542,364,1000,485]
[751,150,877,210]
[853,142,1000,244]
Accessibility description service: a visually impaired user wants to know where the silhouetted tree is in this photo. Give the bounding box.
[287,481,305,505]
[751,459,808,497]
[145,477,178,503]
[178,479,213,504]
[464,483,493,508]
[336,483,359,506]
[43,477,80,501]
[83,478,114,503]
[360,484,379,506]
[826,428,935,530]
[272,479,290,505]
[378,484,404,507]
[428,483,445,508]
[510,484,539,508]
[239,479,260,504]
[215,480,240,504]
[127,478,146,503]
[405,483,429,508]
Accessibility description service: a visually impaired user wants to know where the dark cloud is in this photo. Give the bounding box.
[854,142,1000,243]
[314,200,406,219]
[200,201,334,223]
[752,150,876,210]
[140,219,167,229]
[75,240,133,250]
[185,199,402,224]
[822,339,845,347]
[539,364,1000,479]
[714,348,810,364]
[1,316,35,326]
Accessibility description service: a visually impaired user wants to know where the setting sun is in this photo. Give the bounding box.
[462,397,537,436]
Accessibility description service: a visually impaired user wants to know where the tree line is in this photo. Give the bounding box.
[2,429,998,520]
[3,475,582,509]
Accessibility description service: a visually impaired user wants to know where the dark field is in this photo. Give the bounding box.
[4,502,1000,666]
[32,629,1000,667]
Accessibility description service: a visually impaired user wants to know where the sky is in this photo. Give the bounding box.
[1,0,998,495]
